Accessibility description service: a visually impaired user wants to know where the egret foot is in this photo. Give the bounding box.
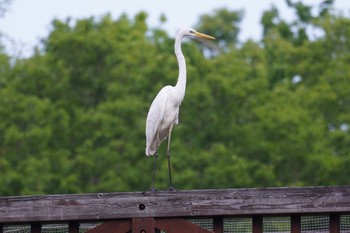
[149,187,158,192]
[167,186,178,191]
[142,188,158,195]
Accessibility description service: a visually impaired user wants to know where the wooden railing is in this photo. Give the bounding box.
[0,186,349,232]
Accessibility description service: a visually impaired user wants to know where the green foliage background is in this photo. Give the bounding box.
[0,1,349,195]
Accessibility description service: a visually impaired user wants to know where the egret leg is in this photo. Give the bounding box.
[167,126,177,191]
[150,151,159,192]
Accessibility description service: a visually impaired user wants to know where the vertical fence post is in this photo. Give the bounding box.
[252,216,263,233]
[69,222,80,233]
[213,217,224,233]
[0,224,3,233]
[31,223,41,233]
[291,215,301,233]
[330,214,340,233]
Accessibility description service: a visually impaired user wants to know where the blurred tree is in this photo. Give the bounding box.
[0,2,349,195]
[0,0,11,17]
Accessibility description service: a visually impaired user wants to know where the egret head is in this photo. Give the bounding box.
[179,27,215,40]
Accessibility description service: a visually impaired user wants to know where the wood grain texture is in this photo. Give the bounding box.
[0,186,349,223]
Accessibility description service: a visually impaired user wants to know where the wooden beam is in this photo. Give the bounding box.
[0,186,349,223]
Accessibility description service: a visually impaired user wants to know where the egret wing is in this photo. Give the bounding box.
[145,86,170,155]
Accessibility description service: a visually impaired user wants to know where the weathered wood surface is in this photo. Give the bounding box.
[0,186,349,223]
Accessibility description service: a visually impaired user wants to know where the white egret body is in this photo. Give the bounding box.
[145,27,215,191]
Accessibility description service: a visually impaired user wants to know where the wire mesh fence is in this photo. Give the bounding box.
[189,216,350,233]
[263,217,290,233]
[2,224,97,233]
[301,216,329,233]
[190,218,213,231]
[342,215,350,233]
[2,225,30,233]
[223,218,252,233]
[42,225,68,233]
[1,215,350,232]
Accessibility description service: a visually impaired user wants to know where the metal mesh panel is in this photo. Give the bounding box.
[224,218,252,233]
[341,215,350,233]
[1,215,349,232]
[2,224,98,233]
[3,225,30,233]
[263,217,290,233]
[189,218,213,231]
[42,224,68,233]
[79,223,98,233]
[301,215,329,233]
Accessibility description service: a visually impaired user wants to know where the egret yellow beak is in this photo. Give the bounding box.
[194,31,216,40]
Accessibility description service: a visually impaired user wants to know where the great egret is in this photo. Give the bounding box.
[145,27,215,191]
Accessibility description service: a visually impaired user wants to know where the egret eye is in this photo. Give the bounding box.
[189,30,195,34]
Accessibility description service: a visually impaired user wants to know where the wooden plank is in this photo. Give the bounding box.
[330,214,340,233]
[0,186,349,223]
[155,218,213,233]
[291,215,301,233]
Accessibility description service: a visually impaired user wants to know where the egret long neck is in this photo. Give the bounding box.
[174,35,186,100]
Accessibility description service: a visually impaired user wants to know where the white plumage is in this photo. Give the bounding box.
[146,86,180,156]
[145,27,215,191]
